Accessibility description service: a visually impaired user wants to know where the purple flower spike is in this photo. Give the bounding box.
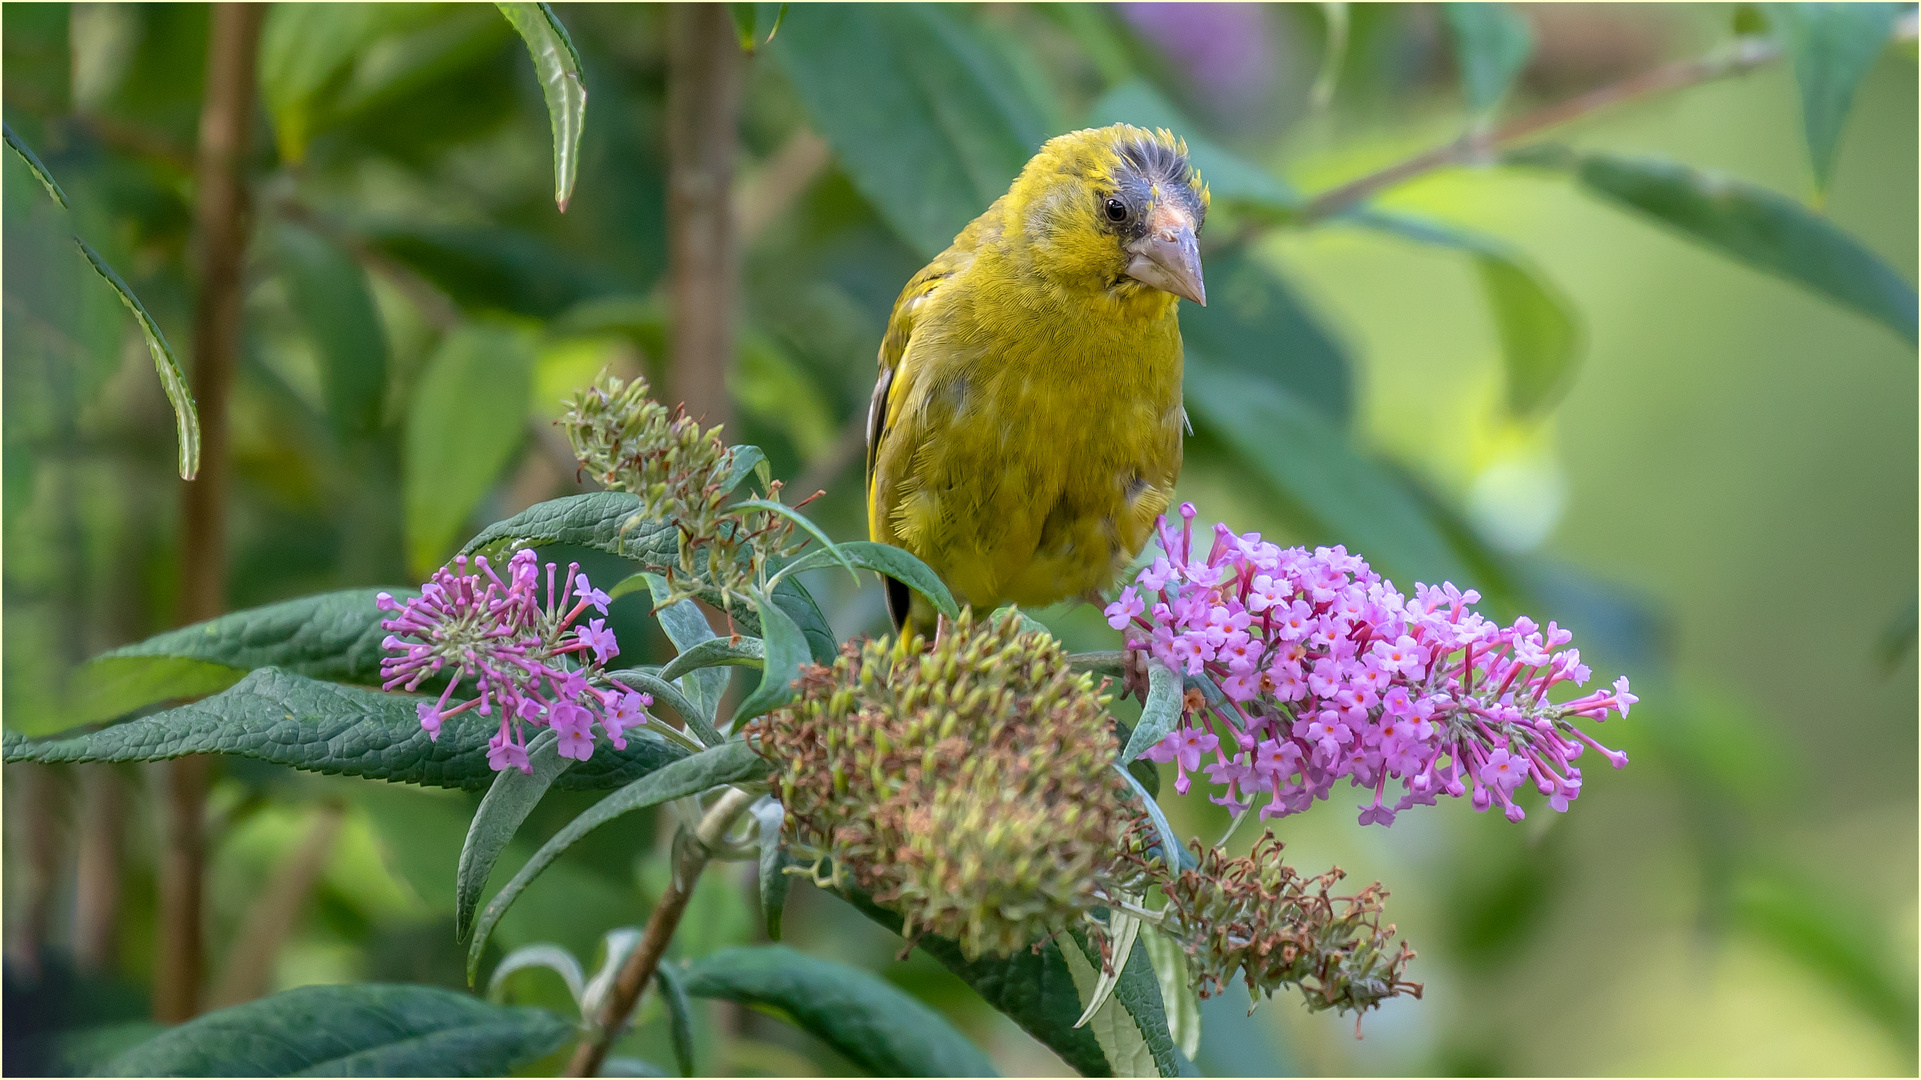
[1117,509,1637,827]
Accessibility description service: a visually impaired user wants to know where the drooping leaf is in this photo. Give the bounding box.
[3,120,68,206]
[44,587,405,738]
[1311,3,1351,109]
[1059,930,1170,1078]
[98,983,571,1077]
[1085,79,1300,213]
[466,739,767,981]
[74,236,200,480]
[644,572,731,724]
[752,797,792,940]
[1442,3,1535,114]
[258,3,389,164]
[681,946,998,1077]
[488,941,587,1010]
[276,222,389,442]
[776,540,960,619]
[404,325,536,577]
[727,592,808,728]
[1570,151,1917,345]
[1768,2,1902,189]
[1184,357,1473,590]
[841,889,1109,1076]
[606,670,713,748]
[653,962,697,1077]
[1121,658,1181,764]
[1116,763,1195,873]
[495,2,587,211]
[728,2,788,53]
[458,729,573,942]
[656,637,765,684]
[1140,926,1201,1060]
[1342,209,1580,417]
[3,668,685,792]
[732,497,860,584]
[1176,246,1353,422]
[772,3,1044,258]
[460,493,838,663]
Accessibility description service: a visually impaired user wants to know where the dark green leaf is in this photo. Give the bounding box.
[458,729,573,942]
[653,963,697,1078]
[3,121,68,206]
[1340,209,1580,416]
[1085,79,1299,212]
[1176,247,1352,422]
[1121,658,1181,764]
[682,946,997,1077]
[276,223,390,442]
[1769,2,1902,189]
[1573,152,1917,345]
[258,3,389,164]
[728,592,807,728]
[496,2,587,211]
[4,667,686,792]
[405,325,535,576]
[778,540,960,619]
[729,3,788,53]
[720,443,768,496]
[1185,357,1472,589]
[644,572,731,725]
[98,983,571,1077]
[462,494,840,664]
[1116,763,1195,873]
[841,890,1107,1076]
[1443,3,1535,113]
[1061,928,1184,1077]
[753,798,791,941]
[733,497,859,584]
[772,4,1044,258]
[51,587,405,737]
[466,739,767,981]
[657,637,765,684]
[371,224,616,319]
[607,670,713,747]
[74,236,199,480]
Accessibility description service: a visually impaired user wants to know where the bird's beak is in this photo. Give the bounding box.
[1124,203,1206,306]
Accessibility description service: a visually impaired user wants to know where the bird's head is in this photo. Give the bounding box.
[1006,124,1210,307]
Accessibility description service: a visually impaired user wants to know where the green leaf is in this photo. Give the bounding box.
[752,798,791,941]
[1140,926,1200,1060]
[1311,3,1351,108]
[772,3,1044,258]
[1185,357,1472,590]
[1876,596,1917,674]
[1769,2,1902,189]
[1060,929,1178,1078]
[458,729,573,942]
[1733,869,1919,1051]
[720,444,769,496]
[3,668,686,792]
[488,941,586,1009]
[3,121,68,206]
[276,223,390,442]
[1442,3,1535,114]
[728,3,788,53]
[1341,210,1580,417]
[1572,152,1918,345]
[1116,763,1195,873]
[778,540,960,619]
[496,3,587,212]
[460,494,839,664]
[47,587,404,738]
[732,497,859,584]
[1176,246,1352,422]
[657,637,765,684]
[258,3,383,164]
[1085,79,1300,213]
[653,963,697,1077]
[98,983,571,1077]
[466,739,767,982]
[607,670,713,747]
[728,592,807,728]
[74,236,200,480]
[681,946,998,1077]
[1121,658,1181,764]
[643,573,731,725]
[405,325,536,577]
[841,889,1108,1076]
[371,224,614,320]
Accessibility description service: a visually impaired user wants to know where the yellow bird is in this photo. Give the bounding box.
[866,124,1209,631]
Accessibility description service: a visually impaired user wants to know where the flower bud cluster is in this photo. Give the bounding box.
[559,373,798,606]
[752,611,1136,960]
[1143,829,1420,1017]
[378,550,650,773]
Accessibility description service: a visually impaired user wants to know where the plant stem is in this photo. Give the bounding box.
[566,785,759,1077]
[665,2,742,430]
[156,1,263,1025]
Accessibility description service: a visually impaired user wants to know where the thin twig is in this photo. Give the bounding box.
[566,785,759,1077]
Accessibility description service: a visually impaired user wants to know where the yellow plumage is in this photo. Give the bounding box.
[866,125,1211,629]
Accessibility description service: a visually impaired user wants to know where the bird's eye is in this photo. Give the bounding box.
[1103,197,1129,223]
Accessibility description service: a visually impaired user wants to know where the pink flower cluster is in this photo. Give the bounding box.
[1107,505,1636,827]
[378,550,651,774]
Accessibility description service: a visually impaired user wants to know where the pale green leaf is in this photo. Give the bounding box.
[458,729,573,942]
[495,2,587,211]
[405,325,535,576]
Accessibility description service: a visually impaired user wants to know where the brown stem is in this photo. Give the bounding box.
[566,787,758,1077]
[665,2,743,430]
[1294,35,1786,225]
[157,2,263,1025]
[73,764,126,974]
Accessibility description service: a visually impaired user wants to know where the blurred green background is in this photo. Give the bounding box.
[4,3,1914,1075]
